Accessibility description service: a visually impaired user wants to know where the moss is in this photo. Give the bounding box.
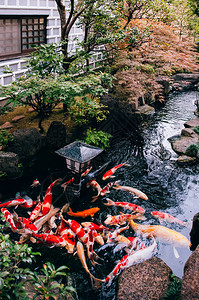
[185,144,199,157]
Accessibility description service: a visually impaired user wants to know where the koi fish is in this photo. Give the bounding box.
[113,184,148,200]
[42,179,62,215]
[76,241,103,287]
[102,163,130,180]
[0,198,26,208]
[67,207,100,218]
[1,208,19,232]
[113,237,140,254]
[151,211,189,227]
[61,178,74,191]
[102,238,157,286]
[100,181,120,197]
[104,198,145,214]
[34,206,60,232]
[86,225,97,265]
[104,213,146,226]
[66,219,88,244]
[81,222,109,233]
[86,180,102,202]
[107,225,129,243]
[30,179,40,188]
[20,195,36,209]
[93,231,104,245]
[81,166,93,177]
[57,219,76,253]
[32,233,66,248]
[129,219,191,258]
[29,201,42,221]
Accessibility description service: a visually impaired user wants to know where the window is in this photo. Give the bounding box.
[0,16,47,59]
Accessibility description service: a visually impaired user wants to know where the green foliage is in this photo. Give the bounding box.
[82,128,112,150]
[135,63,155,74]
[185,143,199,157]
[193,126,199,135]
[0,129,13,150]
[0,105,13,115]
[163,274,181,300]
[0,232,41,300]
[28,262,76,300]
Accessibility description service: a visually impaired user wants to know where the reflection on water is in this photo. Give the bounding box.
[1,91,199,299]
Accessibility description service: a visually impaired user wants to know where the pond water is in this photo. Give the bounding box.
[1,90,199,299]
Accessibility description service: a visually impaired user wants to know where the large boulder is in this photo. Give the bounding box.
[45,121,67,150]
[117,256,172,300]
[190,212,199,251]
[180,245,199,299]
[172,73,199,91]
[0,152,22,179]
[6,128,42,162]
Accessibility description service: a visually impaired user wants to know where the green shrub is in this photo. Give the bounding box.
[193,126,199,135]
[0,129,13,150]
[82,128,112,150]
[0,232,41,299]
[163,274,181,300]
[185,143,199,157]
[28,262,76,300]
[135,64,155,74]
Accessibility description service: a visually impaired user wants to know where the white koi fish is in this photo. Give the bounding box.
[102,238,157,286]
[113,184,148,200]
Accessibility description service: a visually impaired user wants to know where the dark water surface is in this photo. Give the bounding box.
[1,91,199,299]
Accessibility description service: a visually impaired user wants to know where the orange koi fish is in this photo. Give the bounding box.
[113,184,148,200]
[129,219,191,258]
[151,211,189,227]
[102,163,130,180]
[67,207,100,218]
[42,178,62,215]
[104,198,145,214]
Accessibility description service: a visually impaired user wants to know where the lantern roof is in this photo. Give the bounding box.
[55,141,103,163]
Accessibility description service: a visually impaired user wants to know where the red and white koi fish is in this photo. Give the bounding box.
[1,208,19,232]
[42,179,62,215]
[107,224,129,243]
[100,181,120,197]
[17,217,38,234]
[151,211,189,227]
[104,198,145,214]
[32,233,66,248]
[20,195,36,209]
[102,163,130,180]
[0,198,26,208]
[29,201,42,221]
[66,219,88,244]
[104,213,146,226]
[86,180,102,202]
[113,237,140,254]
[57,219,76,253]
[81,221,109,233]
[93,230,104,245]
[86,225,97,265]
[113,184,148,200]
[81,166,93,177]
[129,219,191,258]
[102,238,157,286]
[34,206,60,232]
[61,178,74,191]
[76,241,103,287]
[30,179,40,188]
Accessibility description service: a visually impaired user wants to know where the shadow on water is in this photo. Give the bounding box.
[1,90,199,299]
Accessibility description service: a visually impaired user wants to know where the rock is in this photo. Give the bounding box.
[181,127,197,137]
[180,245,199,299]
[0,122,12,129]
[170,135,199,155]
[6,128,42,162]
[46,121,67,150]
[117,257,172,300]
[155,75,171,94]
[190,212,199,251]
[177,155,197,164]
[137,104,155,116]
[184,118,199,128]
[172,73,199,84]
[0,152,22,179]
[12,115,25,122]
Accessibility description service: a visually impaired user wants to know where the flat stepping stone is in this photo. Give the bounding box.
[184,118,199,128]
[0,122,12,129]
[12,115,25,122]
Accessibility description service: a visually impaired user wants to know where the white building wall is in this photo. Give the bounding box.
[0,0,103,86]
